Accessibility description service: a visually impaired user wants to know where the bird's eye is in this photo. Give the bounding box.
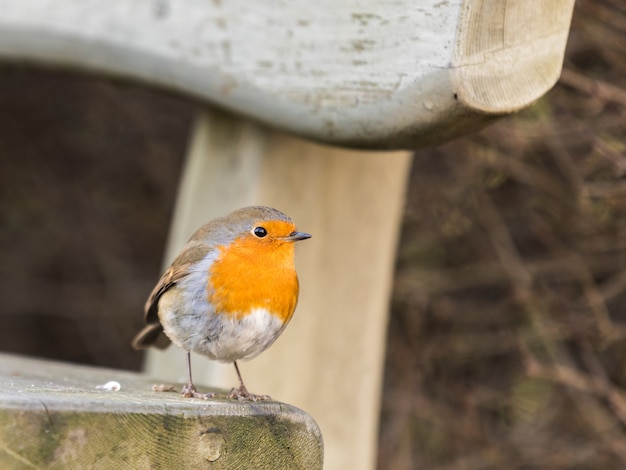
[253,226,268,238]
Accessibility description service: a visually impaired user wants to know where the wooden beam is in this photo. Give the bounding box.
[0,353,323,469]
[0,0,574,148]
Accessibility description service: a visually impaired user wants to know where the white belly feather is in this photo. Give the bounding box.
[157,257,287,362]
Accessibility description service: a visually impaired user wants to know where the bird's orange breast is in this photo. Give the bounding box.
[207,233,299,323]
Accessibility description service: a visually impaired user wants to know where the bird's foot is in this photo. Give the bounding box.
[229,385,271,402]
[181,383,215,399]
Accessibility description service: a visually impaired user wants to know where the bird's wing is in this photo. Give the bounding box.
[132,242,212,350]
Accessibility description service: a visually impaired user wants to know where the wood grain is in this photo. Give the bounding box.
[0,353,323,469]
[0,0,574,148]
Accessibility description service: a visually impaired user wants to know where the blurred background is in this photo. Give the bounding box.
[0,1,625,468]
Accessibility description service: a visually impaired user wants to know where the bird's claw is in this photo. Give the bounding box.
[181,383,215,399]
[229,386,271,402]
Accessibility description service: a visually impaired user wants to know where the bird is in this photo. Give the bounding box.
[132,206,311,401]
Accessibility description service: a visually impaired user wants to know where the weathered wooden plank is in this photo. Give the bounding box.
[0,0,575,148]
[0,353,323,469]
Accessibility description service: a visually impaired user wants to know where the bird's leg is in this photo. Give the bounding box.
[229,361,271,401]
[181,351,215,399]
[180,352,196,397]
[234,361,248,394]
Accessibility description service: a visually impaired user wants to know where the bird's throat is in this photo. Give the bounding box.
[208,239,299,323]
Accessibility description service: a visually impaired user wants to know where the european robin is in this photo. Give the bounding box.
[132,206,311,401]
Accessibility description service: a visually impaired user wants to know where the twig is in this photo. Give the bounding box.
[472,186,532,295]
[396,251,623,296]
[560,68,626,107]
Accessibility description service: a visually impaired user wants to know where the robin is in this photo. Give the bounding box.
[132,206,311,401]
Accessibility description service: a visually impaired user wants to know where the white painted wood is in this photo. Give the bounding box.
[145,108,412,470]
[0,0,574,148]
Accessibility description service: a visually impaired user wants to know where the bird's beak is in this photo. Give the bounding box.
[285,231,312,242]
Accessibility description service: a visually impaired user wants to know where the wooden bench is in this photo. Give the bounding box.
[0,1,575,468]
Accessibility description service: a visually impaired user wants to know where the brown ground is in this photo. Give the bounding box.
[0,1,624,468]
